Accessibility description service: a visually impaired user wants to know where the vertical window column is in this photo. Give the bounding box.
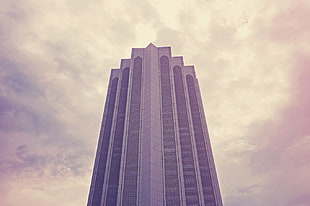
[106,68,130,206]
[122,57,143,206]
[173,66,200,205]
[88,77,118,206]
[160,56,181,206]
[186,75,216,205]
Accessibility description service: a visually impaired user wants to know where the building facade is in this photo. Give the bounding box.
[87,44,223,206]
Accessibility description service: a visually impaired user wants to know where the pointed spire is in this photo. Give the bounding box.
[146,42,157,48]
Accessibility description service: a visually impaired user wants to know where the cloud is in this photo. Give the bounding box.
[0,2,106,204]
[0,144,89,177]
[253,0,310,44]
[244,53,310,205]
[154,26,185,52]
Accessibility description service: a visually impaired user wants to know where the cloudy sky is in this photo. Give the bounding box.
[0,0,309,205]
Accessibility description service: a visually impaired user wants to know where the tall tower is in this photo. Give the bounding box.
[87,44,223,206]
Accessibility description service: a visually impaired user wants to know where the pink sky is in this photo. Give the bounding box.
[0,0,309,205]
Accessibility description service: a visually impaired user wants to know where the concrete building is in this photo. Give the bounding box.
[87,43,223,206]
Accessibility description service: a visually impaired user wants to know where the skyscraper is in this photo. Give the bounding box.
[87,43,223,206]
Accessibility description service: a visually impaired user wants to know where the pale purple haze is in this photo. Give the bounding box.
[0,0,309,205]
